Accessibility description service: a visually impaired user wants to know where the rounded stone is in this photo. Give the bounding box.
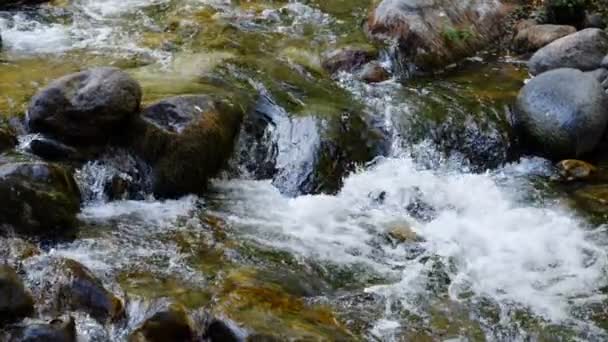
[514,68,608,159]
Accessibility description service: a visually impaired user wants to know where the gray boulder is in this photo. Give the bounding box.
[529,29,608,75]
[514,68,608,159]
[27,67,142,144]
[512,23,576,53]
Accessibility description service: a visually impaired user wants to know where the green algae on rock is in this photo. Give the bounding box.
[0,156,81,237]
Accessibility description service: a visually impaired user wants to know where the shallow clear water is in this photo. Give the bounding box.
[2,0,608,341]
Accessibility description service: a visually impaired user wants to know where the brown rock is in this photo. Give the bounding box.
[366,0,508,73]
[556,159,597,181]
[321,46,377,74]
[359,62,390,83]
[512,24,576,53]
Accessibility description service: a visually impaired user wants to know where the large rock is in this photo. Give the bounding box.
[128,304,194,342]
[132,95,245,198]
[0,157,81,236]
[49,258,124,323]
[365,0,508,74]
[0,265,34,323]
[27,67,142,144]
[528,29,608,75]
[512,23,576,53]
[514,68,608,159]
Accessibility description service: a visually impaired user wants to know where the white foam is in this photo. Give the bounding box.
[212,154,608,323]
[79,195,199,225]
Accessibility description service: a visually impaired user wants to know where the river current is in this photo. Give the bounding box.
[2,0,608,341]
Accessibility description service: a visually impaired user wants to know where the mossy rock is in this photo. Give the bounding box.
[0,156,81,237]
[132,95,248,198]
[0,265,34,324]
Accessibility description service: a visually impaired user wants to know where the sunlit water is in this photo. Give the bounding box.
[1,0,608,340]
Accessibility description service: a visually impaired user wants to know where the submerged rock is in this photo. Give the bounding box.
[4,316,76,342]
[512,24,576,53]
[514,68,608,159]
[129,304,194,342]
[27,67,142,145]
[0,156,81,236]
[0,265,34,323]
[528,29,608,75]
[132,95,245,198]
[365,0,507,74]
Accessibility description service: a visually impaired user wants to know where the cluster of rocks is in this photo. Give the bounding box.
[0,66,248,237]
[512,27,608,160]
[0,259,247,342]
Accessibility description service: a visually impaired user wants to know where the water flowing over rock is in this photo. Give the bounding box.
[33,258,124,323]
[0,156,81,237]
[132,95,246,198]
[233,91,383,196]
[0,265,34,323]
[528,29,608,75]
[366,0,507,75]
[26,67,142,145]
[2,316,76,342]
[514,68,608,159]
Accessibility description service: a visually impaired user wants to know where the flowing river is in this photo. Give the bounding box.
[2,0,608,341]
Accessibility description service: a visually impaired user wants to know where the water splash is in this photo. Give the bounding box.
[210,152,608,332]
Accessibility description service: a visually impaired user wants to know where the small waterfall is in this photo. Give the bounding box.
[74,149,151,203]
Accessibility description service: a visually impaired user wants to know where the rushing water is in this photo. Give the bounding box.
[2,0,608,341]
